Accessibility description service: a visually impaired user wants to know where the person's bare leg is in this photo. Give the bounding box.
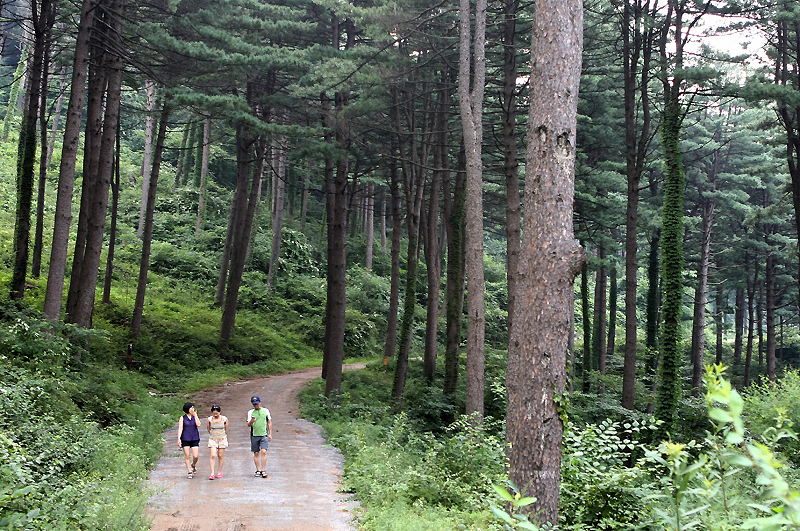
[260,449,268,476]
[191,447,199,471]
[183,446,193,474]
[209,447,218,475]
[253,452,260,474]
[217,448,225,475]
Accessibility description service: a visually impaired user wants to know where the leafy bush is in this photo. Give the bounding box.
[743,368,800,466]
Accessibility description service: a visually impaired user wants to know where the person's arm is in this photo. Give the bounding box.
[224,416,228,435]
[247,410,255,427]
[177,416,184,446]
[267,418,273,441]
[193,408,201,427]
[207,417,212,434]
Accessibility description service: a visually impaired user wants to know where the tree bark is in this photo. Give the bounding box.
[267,127,287,291]
[458,0,488,419]
[32,29,53,279]
[593,245,608,376]
[195,116,211,232]
[11,0,51,298]
[43,0,94,321]
[102,123,121,304]
[132,102,170,338]
[690,194,714,397]
[137,80,157,238]
[67,0,125,328]
[220,126,265,350]
[507,0,584,521]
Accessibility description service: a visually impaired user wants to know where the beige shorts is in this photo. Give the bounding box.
[208,437,228,449]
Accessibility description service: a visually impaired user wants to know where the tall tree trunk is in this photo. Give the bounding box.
[11,0,51,298]
[442,146,466,424]
[507,0,584,521]
[733,286,744,366]
[502,0,521,346]
[382,147,403,366]
[137,80,157,238]
[102,123,121,304]
[220,127,265,350]
[45,66,68,170]
[690,195,714,397]
[593,245,608,376]
[195,116,210,232]
[32,33,53,278]
[67,0,125,328]
[458,0,487,419]
[765,242,777,381]
[174,122,189,189]
[65,5,110,320]
[621,0,655,410]
[267,128,287,290]
[607,259,618,356]
[644,230,661,411]
[365,183,374,270]
[132,102,170,338]
[581,261,591,391]
[744,256,756,386]
[423,94,444,383]
[715,285,724,365]
[43,0,94,321]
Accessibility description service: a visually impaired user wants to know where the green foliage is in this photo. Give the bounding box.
[560,417,659,530]
[644,364,800,530]
[0,304,174,531]
[743,368,800,466]
[300,367,506,529]
[490,482,541,531]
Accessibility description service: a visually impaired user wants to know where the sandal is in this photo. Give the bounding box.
[216,473,223,479]
[187,472,193,479]
[261,472,269,479]
[191,465,197,474]
[209,474,215,480]
[255,470,262,477]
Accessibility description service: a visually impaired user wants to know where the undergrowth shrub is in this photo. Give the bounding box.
[0,302,174,530]
[743,368,800,466]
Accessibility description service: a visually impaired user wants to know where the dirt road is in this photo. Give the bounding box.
[146,367,359,531]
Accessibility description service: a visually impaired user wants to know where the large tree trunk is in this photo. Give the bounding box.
[65,3,111,321]
[32,32,53,279]
[422,96,444,382]
[621,0,655,410]
[502,0,521,346]
[102,124,121,304]
[42,0,94,321]
[45,66,68,170]
[442,147,466,424]
[382,132,403,367]
[765,242,777,382]
[744,256,756,386]
[67,0,125,328]
[607,260,618,356]
[733,286,744,366]
[593,245,608,376]
[267,128,287,290]
[581,261,591,391]
[507,0,584,522]
[132,103,170,338]
[458,0,487,419]
[391,80,428,407]
[195,116,211,232]
[137,80,157,238]
[690,195,713,397]
[10,0,51,298]
[220,128,265,350]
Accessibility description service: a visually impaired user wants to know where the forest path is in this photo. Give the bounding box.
[146,365,362,531]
